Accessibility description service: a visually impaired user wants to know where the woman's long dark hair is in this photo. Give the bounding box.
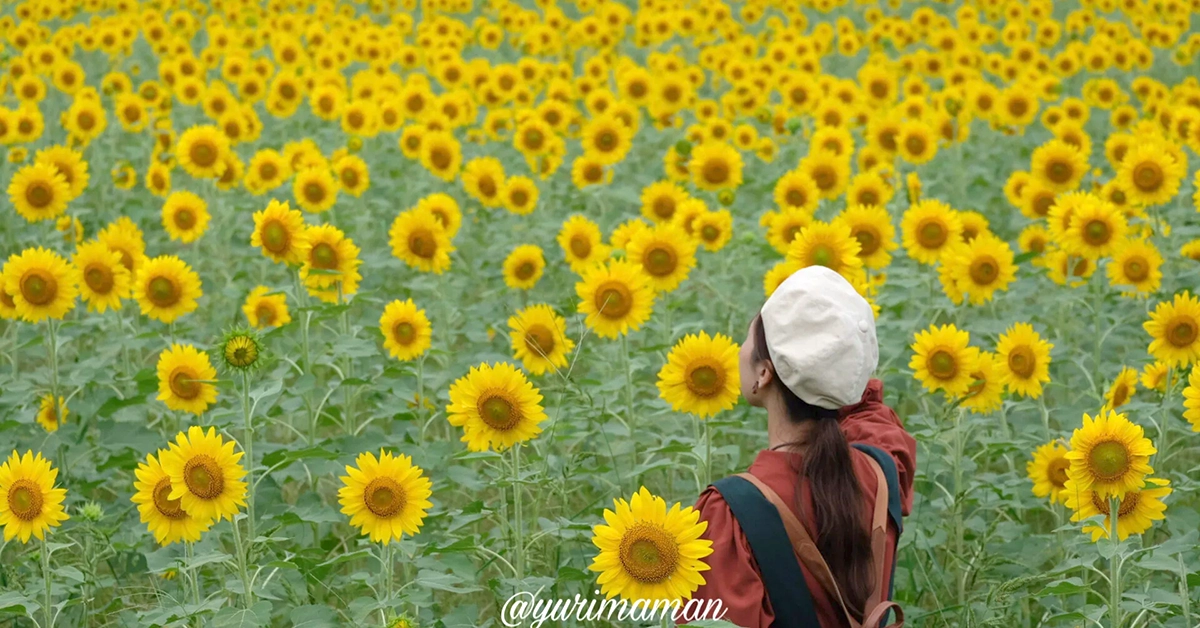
[752,314,873,619]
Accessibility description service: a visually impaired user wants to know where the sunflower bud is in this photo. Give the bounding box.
[80,501,104,522]
[218,328,264,371]
[717,189,735,206]
[347,136,363,152]
[673,139,692,156]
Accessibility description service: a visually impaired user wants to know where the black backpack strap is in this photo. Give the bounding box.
[712,476,820,628]
[852,443,904,620]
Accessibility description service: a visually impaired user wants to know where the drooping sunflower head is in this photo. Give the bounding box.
[0,449,70,543]
[1064,408,1157,499]
[337,449,434,545]
[588,486,713,602]
[1027,440,1071,504]
[445,361,548,452]
[1063,476,1171,542]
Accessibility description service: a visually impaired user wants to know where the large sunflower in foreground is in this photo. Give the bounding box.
[131,450,213,546]
[996,322,1054,399]
[2,247,79,322]
[508,304,575,376]
[160,426,248,523]
[575,260,655,339]
[251,199,307,265]
[0,450,69,543]
[446,362,547,452]
[133,255,202,323]
[1143,292,1200,368]
[8,161,70,222]
[656,331,740,419]
[589,486,713,602]
[1027,440,1071,505]
[909,323,979,396]
[156,343,219,415]
[379,299,432,362]
[1064,409,1156,499]
[338,450,433,545]
[1063,476,1171,542]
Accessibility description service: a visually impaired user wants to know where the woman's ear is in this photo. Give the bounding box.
[758,361,775,391]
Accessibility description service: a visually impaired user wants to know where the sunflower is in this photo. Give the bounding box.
[160,426,247,523]
[581,113,633,165]
[641,181,688,224]
[133,255,202,323]
[834,204,897,270]
[160,191,209,243]
[239,286,289,329]
[461,157,506,208]
[995,322,1053,398]
[509,304,575,376]
[131,450,212,546]
[8,162,70,223]
[1030,139,1088,192]
[1141,361,1178,393]
[956,350,1004,414]
[0,450,69,543]
[896,119,938,165]
[845,171,894,208]
[333,154,370,197]
[688,141,743,192]
[946,234,1018,305]
[626,223,697,293]
[176,125,229,179]
[588,486,713,602]
[1064,476,1171,542]
[1063,408,1155,502]
[338,450,433,544]
[388,206,454,274]
[772,169,820,214]
[71,239,130,313]
[446,362,548,452]
[656,331,740,419]
[692,209,733,252]
[799,151,851,200]
[299,224,362,297]
[63,98,107,143]
[572,155,610,189]
[250,199,307,265]
[96,216,146,275]
[292,166,338,213]
[575,260,655,339]
[1103,367,1139,411]
[1116,140,1186,207]
[763,259,800,298]
[1183,368,1200,431]
[244,149,290,195]
[502,244,545,290]
[1027,440,1071,504]
[155,343,218,415]
[501,176,539,216]
[416,193,463,238]
[558,215,611,273]
[420,131,462,181]
[145,162,172,197]
[1143,292,1200,368]
[1061,199,1125,261]
[765,209,814,255]
[901,199,963,265]
[1107,239,1163,295]
[3,247,79,322]
[909,323,979,396]
[785,220,865,283]
[379,299,432,362]
[34,145,89,200]
[35,394,66,432]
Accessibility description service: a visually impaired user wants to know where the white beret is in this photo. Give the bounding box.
[759,266,879,409]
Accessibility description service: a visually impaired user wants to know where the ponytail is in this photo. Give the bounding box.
[752,315,874,619]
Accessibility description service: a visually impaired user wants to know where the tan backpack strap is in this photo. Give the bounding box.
[862,456,891,615]
[863,601,905,628]
[734,473,861,628]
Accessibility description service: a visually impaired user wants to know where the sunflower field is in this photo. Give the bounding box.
[4,0,1200,626]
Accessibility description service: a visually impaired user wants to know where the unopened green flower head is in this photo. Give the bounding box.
[388,615,417,628]
[80,501,104,522]
[219,327,264,371]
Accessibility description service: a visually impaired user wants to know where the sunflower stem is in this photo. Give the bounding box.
[952,407,966,608]
[230,516,254,608]
[46,319,61,432]
[240,371,256,543]
[1158,368,1173,466]
[339,284,355,436]
[40,538,53,628]
[620,333,636,461]
[378,542,393,625]
[1108,495,1122,628]
[511,443,525,582]
[184,542,202,614]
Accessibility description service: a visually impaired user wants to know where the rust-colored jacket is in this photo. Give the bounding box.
[687,379,917,628]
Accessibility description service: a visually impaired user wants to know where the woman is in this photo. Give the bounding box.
[690,266,916,628]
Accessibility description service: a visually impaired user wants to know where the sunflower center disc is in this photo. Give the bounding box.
[1007,346,1035,378]
[78,112,95,130]
[1048,162,1071,183]
[304,183,324,203]
[26,182,52,208]
[510,189,529,207]
[1048,459,1070,489]
[596,283,632,318]
[175,209,195,230]
[478,176,496,197]
[20,269,57,305]
[855,230,879,255]
[153,478,186,519]
[169,367,200,399]
[653,197,675,219]
[585,166,602,182]
[260,163,278,180]
[479,395,519,430]
[905,135,926,156]
[1112,383,1130,407]
[701,225,719,242]
[190,142,216,167]
[569,236,592,259]
[929,350,957,379]
[312,243,337,269]
[515,262,535,280]
[970,258,998,284]
[7,480,43,521]
[918,221,947,248]
[858,190,878,205]
[84,264,113,293]
[687,364,723,397]
[340,169,359,188]
[263,221,289,252]
[1084,220,1109,245]
[645,246,676,276]
[1088,441,1130,481]
[702,159,728,186]
[1124,258,1147,281]
[812,166,835,190]
[255,305,275,326]
[597,131,615,151]
[364,477,406,518]
[1133,163,1162,191]
[618,522,679,584]
[393,322,415,345]
[812,244,835,268]
[183,455,224,499]
[148,276,180,307]
[1168,318,1198,347]
[524,324,555,355]
[407,229,437,259]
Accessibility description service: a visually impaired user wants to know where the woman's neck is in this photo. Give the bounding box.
[765,394,814,451]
